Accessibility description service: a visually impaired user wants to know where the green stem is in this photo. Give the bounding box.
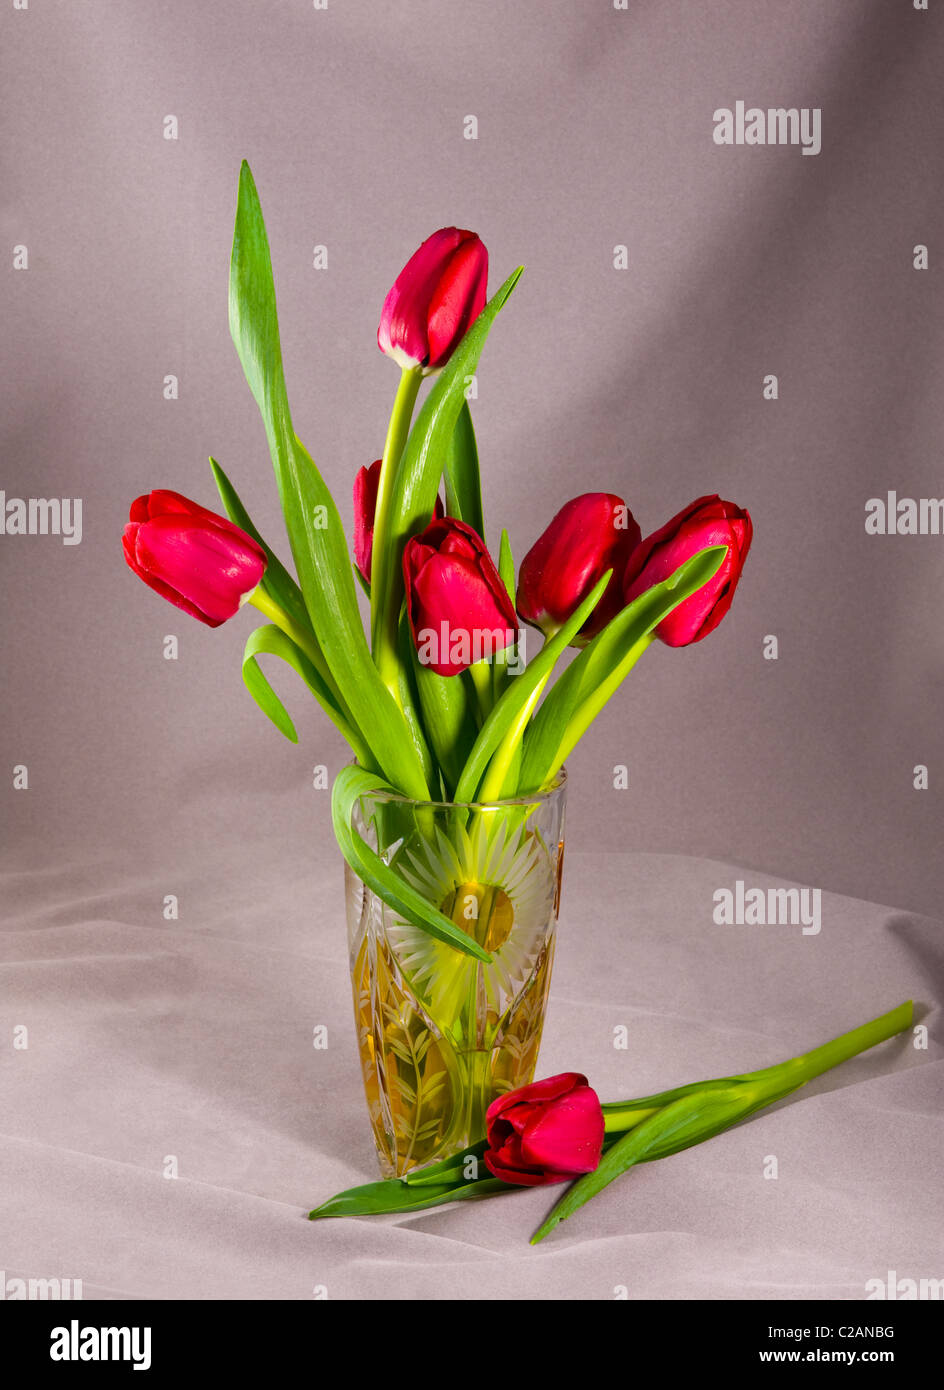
[602,1104,661,1134]
[370,366,424,699]
[467,659,492,723]
[601,1002,916,1137]
[742,999,915,1099]
[530,1001,914,1244]
[249,587,328,677]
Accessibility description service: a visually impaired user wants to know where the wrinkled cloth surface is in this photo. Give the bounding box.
[1,841,939,1300]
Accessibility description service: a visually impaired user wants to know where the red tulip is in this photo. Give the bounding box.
[403,517,518,677]
[353,460,382,584]
[122,489,267,628]
[353,459,443,585]
[483,1072,605,1187]
[622,494,753,647]
[378,228,488,374]
[516,492,642,644]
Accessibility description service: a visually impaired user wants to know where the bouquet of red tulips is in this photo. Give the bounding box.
[123,160,762,1185]
[124,161,751,954]
[122,163,912,1237]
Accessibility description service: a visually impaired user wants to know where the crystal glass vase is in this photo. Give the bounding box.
[344,772,566,1177]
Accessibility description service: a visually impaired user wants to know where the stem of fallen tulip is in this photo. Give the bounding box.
[602,1103,662,1134]
[530,1001,914,1244]
[370,366,424,698]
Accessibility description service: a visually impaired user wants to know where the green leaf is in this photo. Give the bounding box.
[402,1139,489,1186]
[498,528,515,603]
[531,1085,752,1244]
[242,625,368,758]
[228,160,430,798]
[453,572,610,804]
[331,765,492,963]
[519,545,729,793]
[371,267,523,677]
[532,999,914,1243]
[309,1175,508,1220]
[210,456,312,642]
[443,401,484,536]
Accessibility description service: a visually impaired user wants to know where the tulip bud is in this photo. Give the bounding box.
[122,489,267,627]
[378,228,488,374]
[483,1072,605,1187]
[353,460,382,584]
[516,493,642,645]
[403,517,518,677]
[353,459,444,585]
[622,494,753,647]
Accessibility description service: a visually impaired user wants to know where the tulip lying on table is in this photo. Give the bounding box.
[309,1001,913,1244]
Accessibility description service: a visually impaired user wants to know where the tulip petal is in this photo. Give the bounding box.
[378,228,466,369]
[404,517,517,676]
[353,459,382,583]
[133,515,265,624]
[487,1072,589,1123]
[517,493,641,643]
[426,234,489,370]
[623,495,752,647]
[518,1085,605,1174]
[123,522,220,626]
[483,1152,565,1187]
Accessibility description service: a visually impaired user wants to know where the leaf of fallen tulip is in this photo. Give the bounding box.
[530,1000,913,1243]
[309,1175,509,1220]
[228,161,430,799]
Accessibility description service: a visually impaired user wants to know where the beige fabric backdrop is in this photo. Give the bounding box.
[1,0,942,1300]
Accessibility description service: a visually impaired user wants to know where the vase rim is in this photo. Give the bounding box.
[350,765,567,812]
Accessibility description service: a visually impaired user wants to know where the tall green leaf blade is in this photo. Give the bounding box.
[228,160,429,798]
[491,527,518,703]
[443,401,484,536]
[331,765,492,963]
[519,545,728,793]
